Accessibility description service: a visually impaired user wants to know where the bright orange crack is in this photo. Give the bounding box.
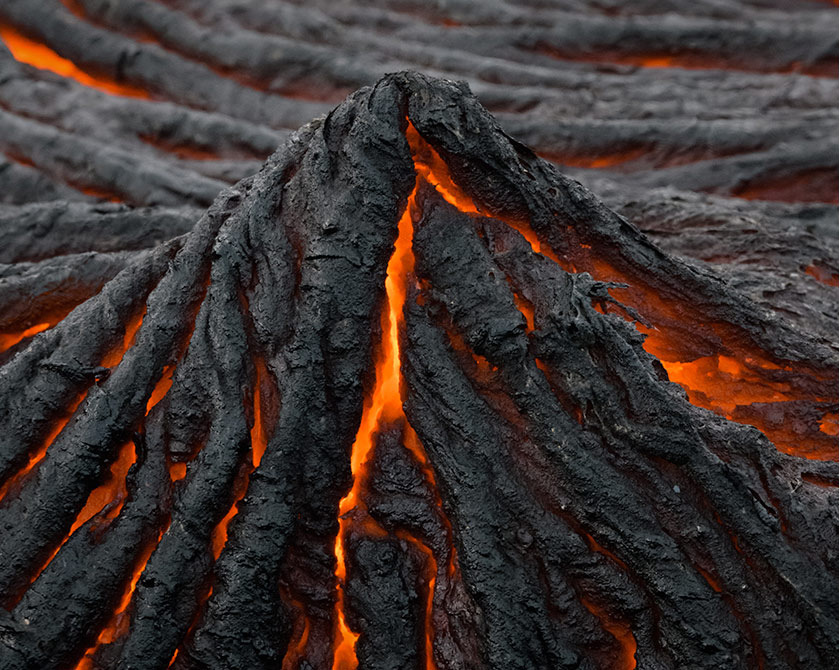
[0,322,52,355]
[69,365,175,669]
[73,527,166,670]
[0,24,150,98]
[332,176,419,670]
[0,306,147,507]
[406,115,834,461]
[331,124,448,669]
[281,596,312,670]
[580,596,637,670]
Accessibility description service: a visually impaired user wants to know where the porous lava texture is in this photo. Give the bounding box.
[0,71,836,670]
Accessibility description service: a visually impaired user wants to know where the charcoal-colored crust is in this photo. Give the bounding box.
[0,72,835,670]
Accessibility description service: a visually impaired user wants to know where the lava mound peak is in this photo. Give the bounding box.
[0,72,836,670]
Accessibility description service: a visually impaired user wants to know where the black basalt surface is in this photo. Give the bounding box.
[0,71,835,670]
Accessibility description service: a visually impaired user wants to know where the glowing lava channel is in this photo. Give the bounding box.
[0,24,149,98]
[332,169,441,669]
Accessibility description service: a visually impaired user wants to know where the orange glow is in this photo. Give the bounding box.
[580,596,637,669]
[70,439,136,534]
[637,56,673,67]
[139,135,222,161]
[210,494,243,560]
[209,371,268,558]
[407,124,563,267]
[536,43,836,78]
[396,527,438,667]
[251,364,267,468]
[584,533,629,572]
[169,461,187,482]
[101,308,147,369]
[734,169,838,204]
[0,393,84,504]
[695,564,723,593]
[805,264,839,287]
[659,355,788,415]
[546,147,648,170]
[0,309,149,512]
[147,366,174,413]
[575,254,836,460]
[0,322,52,354]
[512,293,535,332]
[331,123,448,669]
[33,362,176,600]
[73,530,166,670]
[409,120,836,461]
[332,605,360,670]
[0,25,149,98]
[820,412,838,436]
[331,176,418,669]
[282,599,312,670]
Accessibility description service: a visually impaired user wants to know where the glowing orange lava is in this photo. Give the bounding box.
[0,25,150,98]
[70,439,136,534]
[581,596,637,669]
[410,125,641,667]
[282,597,313,670]
[169,461,187,482]
[207,368,268,560]
[332,176,419,669]
[820,412,838,436]
[73,531,165,670]
[331,124,448,669]
[0,393,84,505]
[0,322,52,354]
[407,119,837,461]
[101,308,147,369]
[2,307,149,506]
[70,366,176,669]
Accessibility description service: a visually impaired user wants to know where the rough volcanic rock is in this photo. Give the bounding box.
[0,0,836,207]
[0,72,835,670]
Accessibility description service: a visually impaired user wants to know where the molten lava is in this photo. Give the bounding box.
[331,124,448,669]
[410,133,836,461]
[0,24,150,98]
[0,323,52,355]
[332,177,420,669]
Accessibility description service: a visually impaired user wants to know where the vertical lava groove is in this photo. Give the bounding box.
[332,123,451,669]
[71,364,177,670]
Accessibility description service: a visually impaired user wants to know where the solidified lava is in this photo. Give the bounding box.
[0,71,835,670]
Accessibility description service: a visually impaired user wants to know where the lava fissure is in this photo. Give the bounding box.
[331,167,443,668]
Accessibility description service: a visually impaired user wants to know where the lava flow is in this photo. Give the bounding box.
[411,125,836,462]
[332,126,442,668]
[0,24,149,98]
